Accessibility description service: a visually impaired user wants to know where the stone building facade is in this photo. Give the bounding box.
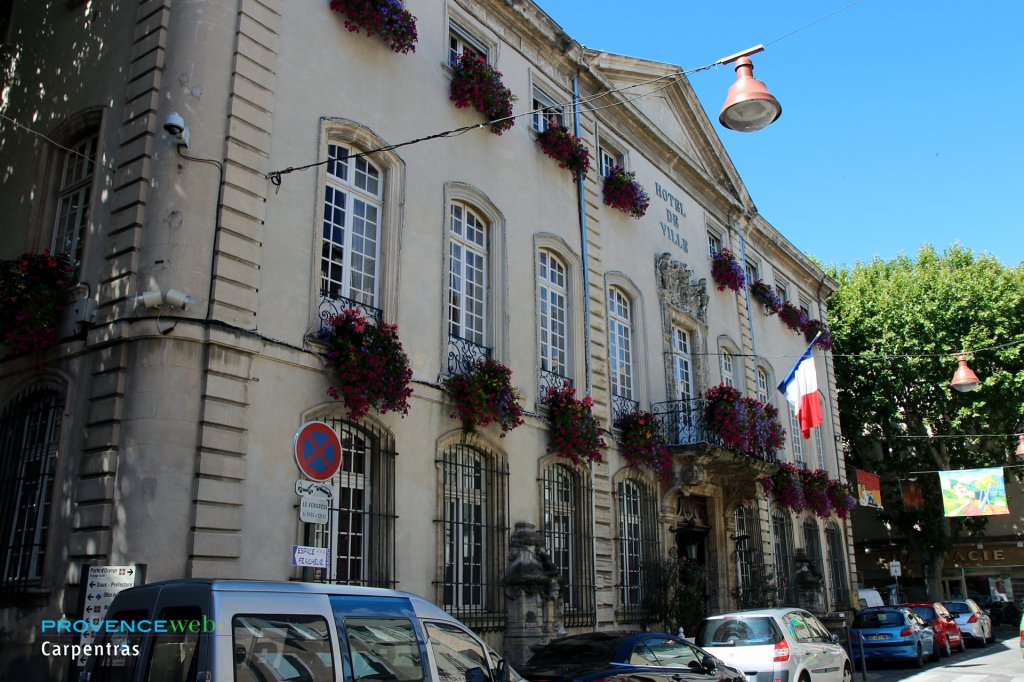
[0,0,858,677]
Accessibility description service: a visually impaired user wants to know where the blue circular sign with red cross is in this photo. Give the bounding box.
[293,421,342,481]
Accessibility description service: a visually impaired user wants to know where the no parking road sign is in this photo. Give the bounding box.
[294,421,342,481]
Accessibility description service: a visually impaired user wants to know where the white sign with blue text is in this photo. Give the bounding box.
[292,545,329,569]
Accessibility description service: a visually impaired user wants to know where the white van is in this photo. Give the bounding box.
[857,588,884,609]
[79,579,513,682]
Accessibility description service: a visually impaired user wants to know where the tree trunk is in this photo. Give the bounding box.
[923,552,945,600]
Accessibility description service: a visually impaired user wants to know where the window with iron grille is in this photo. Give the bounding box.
[538,250,568,378]
[734,504,761,594]
[825,522,849,609]
[616,479,659,621]
[608,287,634,400]
[542,464,595,627]
[448,202,488,347]
[803,518,823,578]
[772,509,795,604]
[321,144,383,309]
[437,444,509,632]
[0,387,63,592]
[304,419,396,588]
[52,132,97,267]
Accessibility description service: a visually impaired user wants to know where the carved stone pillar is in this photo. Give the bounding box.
[503,522,562,667]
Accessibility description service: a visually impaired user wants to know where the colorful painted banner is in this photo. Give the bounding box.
[856,470,883,509]
[900,478,925,512]
[989,576,1014,602]
[938,468,1010,517]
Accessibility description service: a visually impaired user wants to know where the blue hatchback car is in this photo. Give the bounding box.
[850,606,938,667]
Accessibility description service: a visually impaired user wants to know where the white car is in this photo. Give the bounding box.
[695,608,852,682]
[941,599,994,646]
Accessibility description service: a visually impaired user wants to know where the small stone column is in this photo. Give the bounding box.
[793,548,824,615]
[503,522,562,667]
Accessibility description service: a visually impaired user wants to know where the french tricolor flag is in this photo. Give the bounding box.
[778,335,824,439]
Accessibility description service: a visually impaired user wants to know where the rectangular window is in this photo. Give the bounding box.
[52,133,97,267]
[321,144,382,310]
[790,407,805,466]
[543,465,595,627]
[826,523,849,609]
[745,260,760,285]
[425,621,489,682]
[538,251,568,378]
[733,506,760,599]
[607,288,634,399]
[232,610,331,679]
[775,281,789,303]
[800,300,811,319]
[532,86,563,132]
[448,20,487,66]
[448,202,488,347]
[599,146,623,178]
[720,351,734,388]
[617,480,658,619]
[756,369,770,405]
[773,512,795,604]
[815,426,826,470]
[440,444,508,632]
[707,232,722,257]
[145,606,202,681]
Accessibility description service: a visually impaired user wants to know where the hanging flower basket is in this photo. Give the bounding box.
[827,479,857,519]
[0,251,75,357]
[602,166,650,218]
[710,248,745,292]
[443,358,524,436]
[778,301,808,333]
[749,279,782,314]
[613,409,672,482]
[536,120,590,181]
[801,318,834,351]
[543,381,607,465]
[760,461,805,513]
[449,52,516,135]
[704,384,785,459]
[323,308,413,419]
[800,468,833,517]
[329,0,418,54]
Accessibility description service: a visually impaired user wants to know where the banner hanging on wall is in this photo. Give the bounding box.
[900,478,925,512]
[856,469,883,509]
[938,467,1010,517]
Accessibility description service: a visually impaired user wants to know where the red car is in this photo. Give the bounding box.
[900,601,966,656]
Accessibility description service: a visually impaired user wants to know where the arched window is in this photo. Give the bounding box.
[538,250,568,379]
[304,418,396,588]
[0,387,64,588]
[608,287,634,401]
[321,144,383,311]
[51,134,98,267]
[772,509,795,604]
[542,464,595,626]
[826,522,849,610]
[448,201,489,356]
[616,478,658,620]
[438,443,508,631]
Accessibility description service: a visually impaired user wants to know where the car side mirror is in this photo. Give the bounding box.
[701,654,718,673]
[830,633,839,644]
[495,661,510,682]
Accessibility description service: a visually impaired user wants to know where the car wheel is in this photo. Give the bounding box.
[914,643,925,668]
[978,631,989,647]
[958,635,967,653]
[930,638,942,662]
[842,664,853,682]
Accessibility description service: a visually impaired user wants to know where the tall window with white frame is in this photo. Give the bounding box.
[745,260,759,286]
[814,424,826,470]
[532,86,563,132]
[756,368,770,404]
[439,444,508,631]
[617,479,658,621]
[707,231,722,257]
[543,464,595,626]
[671,326,696,444]
[52,132,98,268]
[825,522,849,610]
[720,350,735,388]
[448,20,487,66]
[734,504,761,603]
[448,202,488,349]
[321,144,382,315]
[538,251,569,383]
[0,387,64,589]
[607,288,635,418]
[803,518,824,578]
[790,406,805,467]
[599,145,623,178]
[774,281,789,303]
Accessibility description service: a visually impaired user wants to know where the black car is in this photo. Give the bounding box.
[519,631,744,682]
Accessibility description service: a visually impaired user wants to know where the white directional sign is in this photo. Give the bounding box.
[79,565,138,665]
[300,496,330,525]
[292,545,329,569]
[889,560,902,577]
[295,479,334,499]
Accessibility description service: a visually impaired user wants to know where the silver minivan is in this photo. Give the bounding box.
[79,579,513,682]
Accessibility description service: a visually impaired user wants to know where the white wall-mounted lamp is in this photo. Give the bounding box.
[164,289,193,310]
[136,288,193,310]
[136,289,163,308]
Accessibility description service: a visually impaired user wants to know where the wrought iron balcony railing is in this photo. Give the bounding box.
[610,394,639,425]
[317,292,383,335]
[446,335,491,376]
[539,369,572,398]
[649,398,778,464]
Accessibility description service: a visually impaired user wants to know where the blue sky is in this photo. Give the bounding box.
[538,1,1024,269]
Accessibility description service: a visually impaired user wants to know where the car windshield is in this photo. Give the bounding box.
[852,611,905,628]
[910,606,936,620]
[942,602,971,615]
[695,617,780,647]
[526,636,621,665]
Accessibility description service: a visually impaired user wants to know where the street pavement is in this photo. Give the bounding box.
[854,625,1022,682]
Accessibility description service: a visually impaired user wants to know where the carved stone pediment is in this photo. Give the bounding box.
[656,253,708,323]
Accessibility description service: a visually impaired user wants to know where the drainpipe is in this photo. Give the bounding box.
[573,73,599,630]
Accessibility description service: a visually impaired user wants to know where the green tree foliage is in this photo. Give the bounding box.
[826,244,1024,596]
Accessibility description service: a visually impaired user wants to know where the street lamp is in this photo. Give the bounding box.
[950,353,980,392]
[718,45,782,132]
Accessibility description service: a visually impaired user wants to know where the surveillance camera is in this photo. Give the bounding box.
[163,112,190,147]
